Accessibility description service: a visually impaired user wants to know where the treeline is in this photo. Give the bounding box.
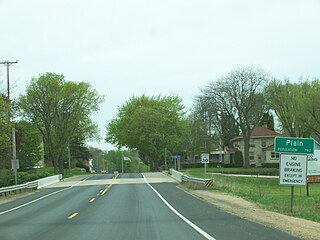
[0,72,104,176]
[188,67,320,168]
[106,66,320,169]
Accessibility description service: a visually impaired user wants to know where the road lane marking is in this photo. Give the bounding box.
[101,174,118,196]
[142,173,216,240]
[0,176,91,216]
[89,198,95,203]
[101,185,110,196]
[68,212,78,219]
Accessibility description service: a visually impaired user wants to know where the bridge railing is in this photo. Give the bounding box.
[0,174,62,197]
[170,169,211,185]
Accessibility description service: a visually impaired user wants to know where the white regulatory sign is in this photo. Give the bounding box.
[279,154,307,186]
[201,153,209,164]
[307,150,320,176]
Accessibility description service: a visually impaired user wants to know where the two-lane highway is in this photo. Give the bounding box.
[0,173,300,240]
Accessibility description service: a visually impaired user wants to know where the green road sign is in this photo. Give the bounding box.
[274,137,314,154]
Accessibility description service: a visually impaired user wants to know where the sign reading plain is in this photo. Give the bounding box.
[279,154,307,186]
[274,137,314,154]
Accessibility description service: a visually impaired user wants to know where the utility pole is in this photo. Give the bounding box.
[164,148,167,170]
[0,60,18,171]
[121,151,124,174]
[67,143,71,169]
[0,60,18,101]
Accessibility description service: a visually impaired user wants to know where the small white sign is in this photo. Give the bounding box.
[201,153,209,164]
[307,150,320,176]
[279,154,307,186]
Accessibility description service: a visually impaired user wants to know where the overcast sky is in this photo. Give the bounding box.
[1,0,319,150]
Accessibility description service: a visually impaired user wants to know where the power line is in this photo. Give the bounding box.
[0,60,18,100]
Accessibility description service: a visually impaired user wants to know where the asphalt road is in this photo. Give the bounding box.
[0,173,300,240]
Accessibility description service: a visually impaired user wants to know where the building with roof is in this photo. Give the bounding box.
[225,126,282,167]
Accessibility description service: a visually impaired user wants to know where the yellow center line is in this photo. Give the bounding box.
[101,174,118,196]
[101,185,111,196]
[89,198,95,203]
[68,212,78,219]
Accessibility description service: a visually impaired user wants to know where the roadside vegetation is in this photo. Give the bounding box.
[182,167,279,176]
[183,168,320,223]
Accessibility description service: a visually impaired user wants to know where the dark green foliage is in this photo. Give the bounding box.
[18,72,104,175]
[17,171,51,184]
[261,163,279,168]
[106,95,187,171]
[15,121,42,171]
[234,150,243,167]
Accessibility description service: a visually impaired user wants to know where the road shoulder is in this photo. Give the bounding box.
[181,187,320,240]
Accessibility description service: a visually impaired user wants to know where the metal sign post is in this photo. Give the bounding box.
[201,153,209,178]
[275,137,313,212]
[279,154,307,212]
[11,128,19,185]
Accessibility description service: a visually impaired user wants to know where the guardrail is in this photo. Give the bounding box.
[170,169,184,182]
[0,181,38,197]
[0,174,62,197]
[182,175,207,183]
[170,169,212,186]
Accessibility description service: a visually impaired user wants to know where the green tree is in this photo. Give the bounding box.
[200,67,269,168]
[259,112,275,130]
[297,79,320,141]
[106,95,187,171]
[15,120,43,171]
[192,95,239,149]
[265,79,310,137]
[0,95,11,169]
[18,72,104,174]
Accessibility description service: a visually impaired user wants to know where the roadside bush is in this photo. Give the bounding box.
[181,163,203,169]
[261,163,279,168]
[17,171,51,184]
[0,169,14,187]
[181,162,222,169]
[234,150,243,167]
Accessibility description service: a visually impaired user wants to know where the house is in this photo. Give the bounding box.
[225,126,282,167]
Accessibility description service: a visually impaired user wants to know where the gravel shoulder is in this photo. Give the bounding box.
[184,188,320,240]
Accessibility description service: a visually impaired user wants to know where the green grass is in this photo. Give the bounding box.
[183,168,320,223]
[182,167,279,176]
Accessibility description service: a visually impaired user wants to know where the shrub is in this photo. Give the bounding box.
[261,163,279,168]
[0,169,14,187]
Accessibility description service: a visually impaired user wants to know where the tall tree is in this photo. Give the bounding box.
[106,95,187,171]
[292,79,320,140]
[200,67,269,168]
[265,79,309,137]
[18,72,104,174]
[193,94,239,148]
[0,96,11,169]
[15,120,42,171]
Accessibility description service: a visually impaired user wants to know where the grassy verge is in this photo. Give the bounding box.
[182,167,279,176]
[183,168,320,223]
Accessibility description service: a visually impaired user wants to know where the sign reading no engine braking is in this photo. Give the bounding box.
[279,154,307,186]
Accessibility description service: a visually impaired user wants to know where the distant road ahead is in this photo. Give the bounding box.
[0,173,299,240]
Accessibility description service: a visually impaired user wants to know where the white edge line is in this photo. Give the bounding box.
[142,173,216,240]
[0,176,90,215]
